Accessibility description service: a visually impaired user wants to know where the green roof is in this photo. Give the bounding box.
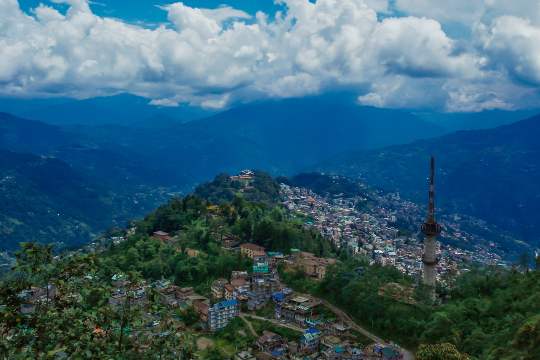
[253,263,269,273]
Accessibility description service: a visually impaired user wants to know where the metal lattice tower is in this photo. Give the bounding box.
[421,156,441,299]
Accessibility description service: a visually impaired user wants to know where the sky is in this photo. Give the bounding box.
[2,0,540,112]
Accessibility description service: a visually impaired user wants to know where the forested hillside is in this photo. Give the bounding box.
[0,149,171,250]
[1,171,538,359]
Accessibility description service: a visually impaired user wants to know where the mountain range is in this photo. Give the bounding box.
[318,114,540,248]
[1,94,539,251]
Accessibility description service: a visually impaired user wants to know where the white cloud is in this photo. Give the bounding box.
[395,0,540,25]
[0,0,539,111]
[477,16,540,86]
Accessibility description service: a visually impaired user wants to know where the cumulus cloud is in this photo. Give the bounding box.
[0,0,539,111]
[477,16,540,86]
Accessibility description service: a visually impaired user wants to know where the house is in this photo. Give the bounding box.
[211,278,229,299]
[321,345,364,360]
[18,285,58,314]
[230,170,255,184]
[232,271,249,280]
[278,295,322,326]
[108,289,126,307]
[208,299,239,331]
[156,284,183,308]
[296,252,337,280]
[300,328,321,353]
[193,300,209,323]
[153,231,171,241]
[241,243,266,259]
[267,252,285,267]
[257,331,286,356]
[231,277,249,292]
[222,234,241,249]
[253,262,270,274]
[176,287,195,299]
[224,284,235,300]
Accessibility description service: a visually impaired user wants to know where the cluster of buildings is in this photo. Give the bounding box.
[280,183,507,288]
[17,284,58,314]
[239,326,402,360]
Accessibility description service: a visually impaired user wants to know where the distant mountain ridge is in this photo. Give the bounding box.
[77,96,446,185]
[317,114,540,247]
[1,96,538,249]
[0,149,173,251]
[0,94,212,126]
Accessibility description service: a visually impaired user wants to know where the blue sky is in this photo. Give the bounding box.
[18,0,284,24]
[4,0,540,112]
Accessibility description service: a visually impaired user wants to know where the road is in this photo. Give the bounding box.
[321,299,415,360]
[242,301,414,360]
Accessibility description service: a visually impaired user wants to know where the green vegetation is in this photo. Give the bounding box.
[135,187,333,257]
[194,171,281,205]
[0,174,335,358]
[281,257,540,360]
[281,172,370,198]
[249,318,302,341]
[2,171,538,360]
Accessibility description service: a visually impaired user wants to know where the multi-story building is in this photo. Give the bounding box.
[211,278,228,300]
[208,299,239,331]
[300,327,321,353]
[295,252,337,280]
[240,243,266,259]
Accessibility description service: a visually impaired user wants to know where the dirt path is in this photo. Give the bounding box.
[239,314,258,337]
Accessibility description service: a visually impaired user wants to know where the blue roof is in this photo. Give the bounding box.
[272,292,285,301]
[305,327,320,334]
[214,299,238,309]
[271,349,284,356]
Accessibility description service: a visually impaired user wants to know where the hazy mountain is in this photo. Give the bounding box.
[0,94,213,126]
[76,96,446,185]
[0,112,167,187]
[318,114,540,247]
[417,109,540,132]
[0,149,175,250]
[4,97,536,249]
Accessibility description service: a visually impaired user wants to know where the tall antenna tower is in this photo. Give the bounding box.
[421,156,441,300]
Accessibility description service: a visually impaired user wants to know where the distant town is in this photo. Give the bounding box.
[281,180,507,288]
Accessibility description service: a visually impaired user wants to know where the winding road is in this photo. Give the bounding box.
[241,300,415,360]
[321,299,415,360]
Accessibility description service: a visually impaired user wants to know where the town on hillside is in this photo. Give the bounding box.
[8,170,528,359]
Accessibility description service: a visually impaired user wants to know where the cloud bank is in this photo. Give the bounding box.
[1,0,540,111]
